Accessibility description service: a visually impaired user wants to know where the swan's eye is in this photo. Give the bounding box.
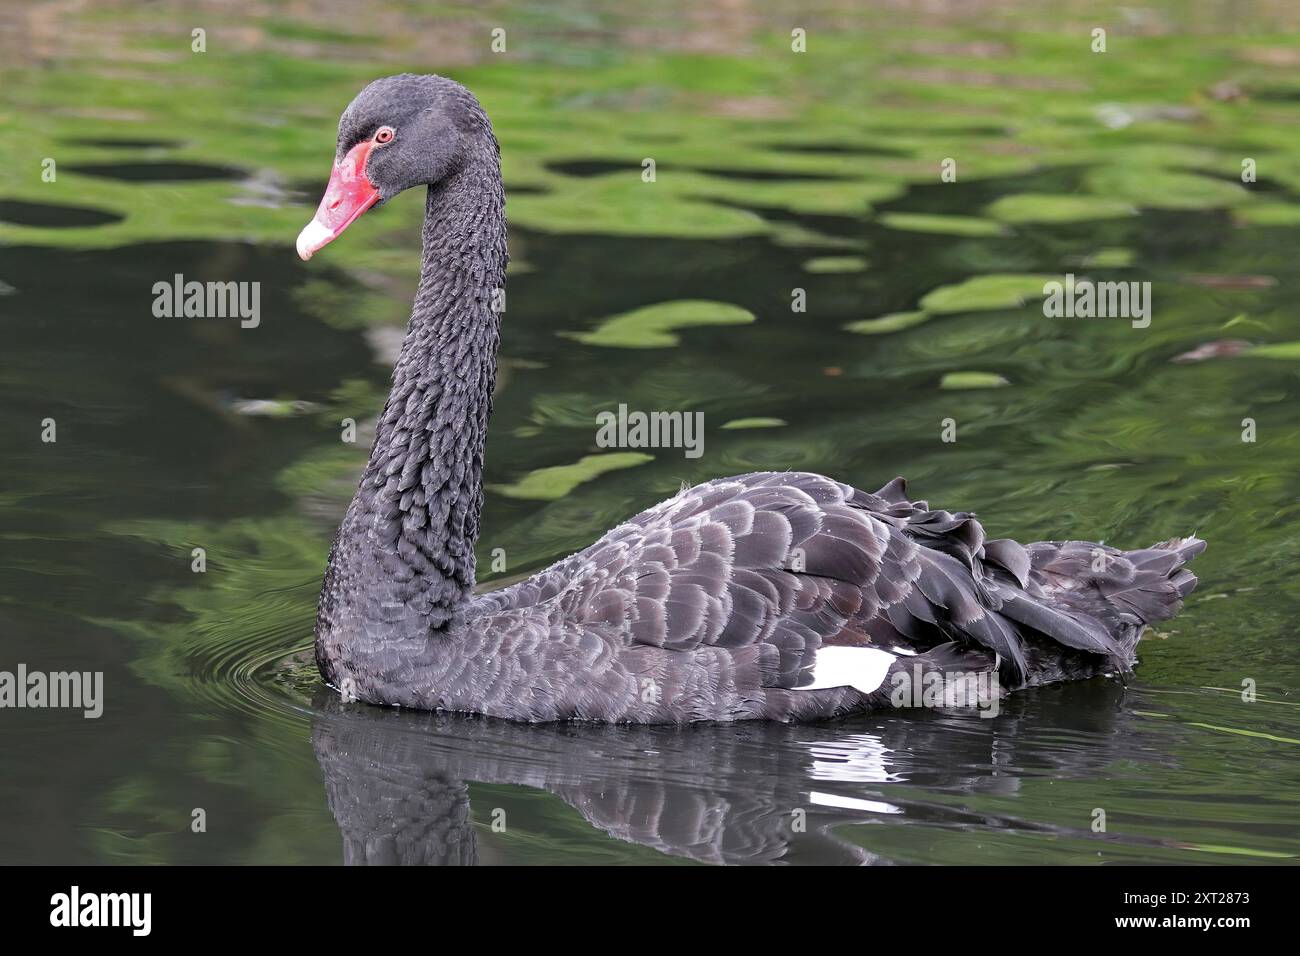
[374,127,395,145]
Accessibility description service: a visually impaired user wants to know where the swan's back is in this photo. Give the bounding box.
[456,472,1202,722]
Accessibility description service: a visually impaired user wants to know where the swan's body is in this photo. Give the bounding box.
[303,75,1203,724]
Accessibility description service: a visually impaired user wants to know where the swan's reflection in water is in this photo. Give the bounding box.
[311,681,1148,865]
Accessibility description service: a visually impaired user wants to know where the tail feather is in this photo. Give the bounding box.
[982,534,1205,684]
[858,478,1206,692]
[1104,535,1205,626]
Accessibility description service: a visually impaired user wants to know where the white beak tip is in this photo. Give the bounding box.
[296,219,333,261]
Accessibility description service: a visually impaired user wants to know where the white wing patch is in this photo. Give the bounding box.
[797,646,896,694]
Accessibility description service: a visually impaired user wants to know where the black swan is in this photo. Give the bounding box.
[298,74,1204,723]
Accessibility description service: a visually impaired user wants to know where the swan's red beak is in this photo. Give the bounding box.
[297,140,380,261]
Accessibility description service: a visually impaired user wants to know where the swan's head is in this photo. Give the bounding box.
[297,74,489,261]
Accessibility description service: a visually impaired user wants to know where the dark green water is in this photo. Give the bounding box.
[1,2,1298,864]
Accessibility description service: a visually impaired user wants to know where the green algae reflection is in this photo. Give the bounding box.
[490,452,654,501]
[565,300,755,349]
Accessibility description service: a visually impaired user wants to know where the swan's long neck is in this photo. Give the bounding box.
[333,143,506,640]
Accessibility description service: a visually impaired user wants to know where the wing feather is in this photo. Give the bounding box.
[474,472,1197,703]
